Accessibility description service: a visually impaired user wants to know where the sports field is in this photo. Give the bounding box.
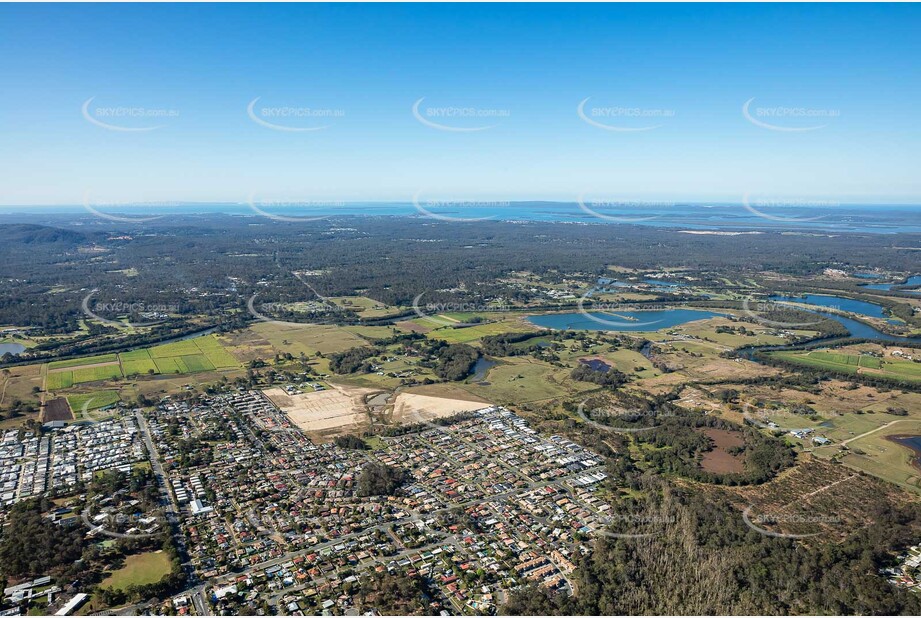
[66,391,121,412]
[100,551,172,591]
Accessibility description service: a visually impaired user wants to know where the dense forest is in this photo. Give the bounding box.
[0,497,84,579]
[2,214,919,341]
[502,475,921,615]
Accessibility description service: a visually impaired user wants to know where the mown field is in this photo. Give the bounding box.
[66,390,121,413]
[100,551,172,591]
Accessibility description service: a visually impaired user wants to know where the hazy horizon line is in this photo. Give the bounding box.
[1,200,920,210]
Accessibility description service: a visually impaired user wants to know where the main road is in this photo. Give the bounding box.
[135,410,208,616]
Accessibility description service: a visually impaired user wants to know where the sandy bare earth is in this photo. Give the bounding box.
[390,392,490,425]
[262,384,379,432]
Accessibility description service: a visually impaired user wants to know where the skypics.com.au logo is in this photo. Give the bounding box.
[81,290,178,329]
[595,511,677,539]
[741,194,837,224]
[412,193,510,222]
[82,97,179,132]
[742,97,839,132]
[578,97,675,132]
[742,505,842,539]
[247,194,345,222]
[411,293,509,323]
[740,297,824,330]
[576,195,670,223]
[575,293,663,330]
[82,193,176,223]
[247,97,345,132]
[576,399,673,434]
[246,295,344,328]
[412,97,510,132]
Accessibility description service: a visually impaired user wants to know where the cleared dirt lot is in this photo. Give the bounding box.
[263,384,379,433]
[265,380,493,437]
[390,391,490,424]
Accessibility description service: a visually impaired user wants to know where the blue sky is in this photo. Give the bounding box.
[1,2,920,205]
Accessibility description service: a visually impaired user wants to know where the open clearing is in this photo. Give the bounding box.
[100,551,172,591]
[328,296,398,318]
[223,322,367,362]
[0,362,43,411]
[459,357,597,404]
[42,398,73,422]
[698,427,745,474]
[822,419,921,493]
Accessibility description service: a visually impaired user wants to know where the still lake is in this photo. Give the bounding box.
[769,294,891,319]
[0,343,26,356]
[527,308,721,332]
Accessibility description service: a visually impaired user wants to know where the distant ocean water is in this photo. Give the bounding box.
[2,202,920,233]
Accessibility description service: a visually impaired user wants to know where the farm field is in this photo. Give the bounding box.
[119,348,159,375]
[40,335,241,394]
[72,364,123,383]
[46,370,74,390]
[771,349,921,382]
[47,364,125,389]
[123,335,238,376]
[48,354,119,370]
